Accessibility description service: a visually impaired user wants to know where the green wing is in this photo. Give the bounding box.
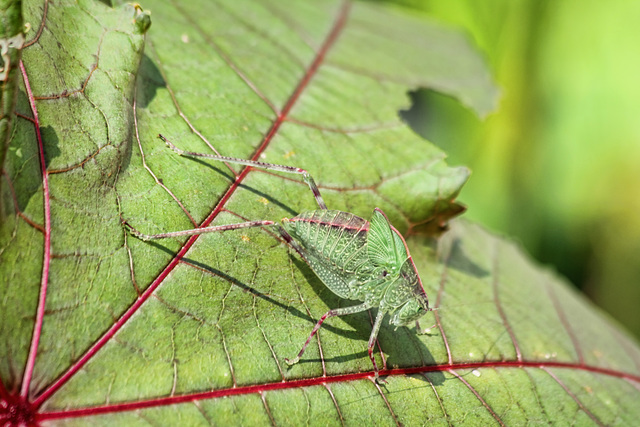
[367,208,408,269]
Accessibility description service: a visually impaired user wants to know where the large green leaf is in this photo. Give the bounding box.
[1,0,638,425]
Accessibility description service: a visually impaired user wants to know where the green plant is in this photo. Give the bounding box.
[1,1,638,425]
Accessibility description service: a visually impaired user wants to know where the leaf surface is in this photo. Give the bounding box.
[1,0,638,425]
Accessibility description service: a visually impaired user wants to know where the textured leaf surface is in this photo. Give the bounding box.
[1,0,639,425]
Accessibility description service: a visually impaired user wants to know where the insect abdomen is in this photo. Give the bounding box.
[283,210,370,299]
[287,210,368,264]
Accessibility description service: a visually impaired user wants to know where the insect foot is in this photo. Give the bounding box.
[122,221,150,242]
[283,356,300,366]
[375,375,388,385]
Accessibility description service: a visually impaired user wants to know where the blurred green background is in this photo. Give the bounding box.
[374,0,640,339]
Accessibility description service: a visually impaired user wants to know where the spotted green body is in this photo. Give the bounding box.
[284,208,430,328]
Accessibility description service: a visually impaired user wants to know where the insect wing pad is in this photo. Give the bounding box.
[367,208,408,269]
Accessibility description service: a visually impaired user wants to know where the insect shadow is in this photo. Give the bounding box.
[4,122,60,214]
[180,256,318,325]
[135,54,166,109]
[446,238,489,279]
[141,236,365,340]
[140,230,490,388]
[140,227,444,382]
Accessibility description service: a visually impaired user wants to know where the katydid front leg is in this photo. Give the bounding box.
[367,310,387,383]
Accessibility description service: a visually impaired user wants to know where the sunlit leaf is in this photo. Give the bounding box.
[1,0,638,425]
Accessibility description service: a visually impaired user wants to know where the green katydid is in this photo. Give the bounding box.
[126,135,434,382]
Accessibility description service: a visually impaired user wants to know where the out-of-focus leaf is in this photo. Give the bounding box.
[396,0,640,339]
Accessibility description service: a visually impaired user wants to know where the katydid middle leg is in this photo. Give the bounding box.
[125,219,275,241]
[284,303,371,363]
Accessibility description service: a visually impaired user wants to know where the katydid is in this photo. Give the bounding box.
[126,135,434,382]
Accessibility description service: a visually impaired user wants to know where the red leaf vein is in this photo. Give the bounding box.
[260,391,276,427]
[448,369,505,427]
[541,366,603,426]
[323,383,345,426]
[492,241,522,361]
[35,361,640,421]
[543,276,584,365]
[372,378,400,426]
[170,0,279,116]
[420,372,451,425]
[19,60,52,400]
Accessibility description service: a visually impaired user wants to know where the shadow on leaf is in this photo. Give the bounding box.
[136,54,166,109]
[444,237,489,278]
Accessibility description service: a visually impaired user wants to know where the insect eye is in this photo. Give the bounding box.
[382,270,388,277]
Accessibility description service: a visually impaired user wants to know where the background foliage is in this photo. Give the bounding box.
[381,0,640,340]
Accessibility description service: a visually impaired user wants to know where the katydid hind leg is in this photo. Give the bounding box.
[125,220,275,241]
[159,134,328,210]
[285,302,371,366]
[126,218,310,266]
[274,223,310,263]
